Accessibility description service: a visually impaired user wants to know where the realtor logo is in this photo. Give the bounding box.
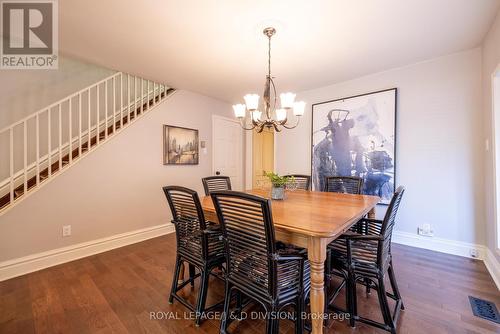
[1,0,58,69]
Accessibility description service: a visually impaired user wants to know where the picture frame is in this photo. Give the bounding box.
[163,125,199,165]
[311,88,397,204]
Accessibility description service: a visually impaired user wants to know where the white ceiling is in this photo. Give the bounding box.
[60,0,500,103]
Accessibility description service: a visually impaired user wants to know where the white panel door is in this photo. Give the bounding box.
[212,115,243,190]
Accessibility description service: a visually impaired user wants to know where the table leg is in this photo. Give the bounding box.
[308,237,327,334]
[368,206,376,219]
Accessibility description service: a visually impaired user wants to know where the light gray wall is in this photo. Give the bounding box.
[275,48,484,245]
[483,10,500,262]
[0,90,234,262]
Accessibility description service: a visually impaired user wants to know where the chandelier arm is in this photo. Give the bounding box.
[281,117,301,129]
[238,117,257,131]
[256,123,265,133]
[269,77,277,114]
[264,76,271,120]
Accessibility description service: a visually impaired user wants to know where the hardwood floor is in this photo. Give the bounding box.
[1,233,499,334]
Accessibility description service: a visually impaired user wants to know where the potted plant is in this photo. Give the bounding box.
[264,172,294,200]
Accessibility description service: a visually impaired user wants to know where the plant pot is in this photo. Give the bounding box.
[271,185,285,200]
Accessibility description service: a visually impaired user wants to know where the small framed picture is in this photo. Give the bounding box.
[163,125,199,165]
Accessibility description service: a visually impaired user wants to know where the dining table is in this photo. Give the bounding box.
[200,188,380,334]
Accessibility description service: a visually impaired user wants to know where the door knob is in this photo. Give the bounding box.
[215,171,220,175]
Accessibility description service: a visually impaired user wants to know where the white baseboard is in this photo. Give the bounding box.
[484,248,500,290]
[0,223,175,282]
[393,231,500,290]
[392,230,486,260]
[2,225,499,291]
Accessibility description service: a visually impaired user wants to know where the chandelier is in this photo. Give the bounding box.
[233,27,305,132]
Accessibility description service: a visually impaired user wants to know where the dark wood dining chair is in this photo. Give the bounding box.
[324,175,364,305]
[324,176,363,194]
[162,186,226,326]
[202,176,232,195]
[211,190,310,334]
[284,174,311,190]
[328,186,405,333]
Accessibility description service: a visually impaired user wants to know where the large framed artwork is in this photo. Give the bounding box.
[311,88,397,204]
[163,125,199,165]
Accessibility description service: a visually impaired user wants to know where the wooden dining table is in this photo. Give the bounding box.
[201,188,380,334]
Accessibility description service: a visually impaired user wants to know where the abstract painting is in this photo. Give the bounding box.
[163,125,199,165]
[311,88,397,204]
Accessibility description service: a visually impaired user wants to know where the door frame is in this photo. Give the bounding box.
[212,115,244,190]
[251,126,275,189]
[491,63,500,254]
[245,128,278,190]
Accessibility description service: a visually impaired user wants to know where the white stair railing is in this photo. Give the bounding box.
[0,72,174,213]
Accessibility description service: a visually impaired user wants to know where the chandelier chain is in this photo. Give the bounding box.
[268,34,271,78]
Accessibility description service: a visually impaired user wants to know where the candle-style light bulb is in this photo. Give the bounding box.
[233,104,246,118]
[280,92,296,109]
[276,108,287,122]
[244,94,259,110]
[293,101,306,116]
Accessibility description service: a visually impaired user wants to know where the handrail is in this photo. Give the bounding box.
[0,72,173,212]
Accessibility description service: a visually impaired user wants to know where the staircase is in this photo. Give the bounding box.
[0,72,175,214]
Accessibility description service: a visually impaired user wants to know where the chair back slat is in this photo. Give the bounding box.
[325,176,363,194]
[163,186,207,260]
[202,176,232,195]
[284,174,311,190]
[211,191,277,300]
[378,186,405,268]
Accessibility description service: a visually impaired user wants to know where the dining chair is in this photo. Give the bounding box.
[323,175,363,307]
[162,186,226,326]
[284,174,311,190]
[202,176,232,195]
[328,186,405,333]
[211,190,310,334]
[324,176,363,194]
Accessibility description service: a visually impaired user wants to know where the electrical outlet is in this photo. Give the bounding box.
[62,225,71,237]
[417,224,434,237]
[470,248,479,258]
